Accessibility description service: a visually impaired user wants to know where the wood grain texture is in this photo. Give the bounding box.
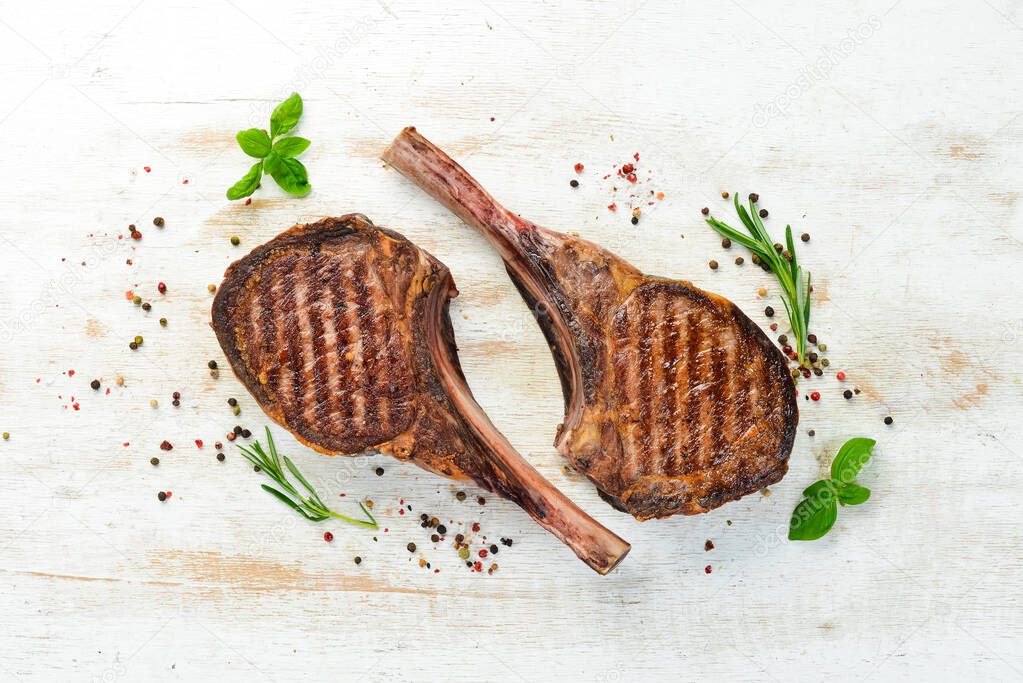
[1,0,1022,680]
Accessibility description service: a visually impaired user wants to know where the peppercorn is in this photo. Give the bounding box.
[477,496,486,505]
[489,544,499,554]
[157,491,167,502]
[773,242,783,253]
[407,542,416,553]
[134,335,144,345]
[430,533,439,542]
[90,379,100,390]
[630,216,639,225]
[818,343,827,352]
[813,367,823,376]
[734,256,744,265]
[709,260,719,270]
[132,295,142,306]
[142,302,151,312]
[501,537,513,547]
[721,238,731,249]
[207,360,217,370]
[226,398,237,407]
[778,334,788,344]
[751,254,762,265]
[458,546,470,560]
[160,441,173,451]
[721,191,729,199]
[822,358,830,367]
[810,391,821,401]
[884,416,894,425]
[764,306,775,317]
[150,457,159,466]
[843,389,853,399]
[354,556,362,565]
[241,429,251,438]
[171,399,180,407]
[207,284,216,293]
[782,250,791,261]
[159,318,168,327]
[232,405,240,416]
[759,208,768,218]
[153,217,166,227]
[253,465,260,472]
[807,333,818,344]
[323,531,334,542]
[701,207,709,216]
[455,533,465,543]
[129,342,138,350]
[233,425,243,435]
[749,193,759,202]
[808,352,818,363]
[808,429,815,437]
[230,236,240,246]
[569,179,579,188]
[456,491,466,501]
[801,232,810,242]
[436,524,447,535]
[217,452,226,462]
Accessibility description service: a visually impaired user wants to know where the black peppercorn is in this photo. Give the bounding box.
[701,207,709,215]
[241,429,251,438]
[375,467,384,476]
[759,208,769,218]
[150,457,159,466]
[217,452,226,461]
[90,379,101,390]
[227,398,237,406]
[407,542,416,553]
[630,216,639,225]
[456,491,466,501]
[569,179,579,188]
[436,524,447,535]
[141,302,151,311]
[844,390,853,399]
[157,491,167,502]
[884,416,894,425]
[153,217,165,227]
[749,192,759,202]
[208,360,218,369]
[764,306,775,317]
[801,232,810,242]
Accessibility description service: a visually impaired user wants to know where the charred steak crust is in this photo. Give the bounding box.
[383,128,799,521]
[212,214,631,573]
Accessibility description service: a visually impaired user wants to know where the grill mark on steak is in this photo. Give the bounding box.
[383,129,798,519]
[211,215,630,573]
[660,299,681,474]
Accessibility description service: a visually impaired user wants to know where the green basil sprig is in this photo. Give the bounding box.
[226,93,311,200]
[789,437,875,541]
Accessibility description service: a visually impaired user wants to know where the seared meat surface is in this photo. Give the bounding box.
[212,215,630,572]
[383,130,798,520]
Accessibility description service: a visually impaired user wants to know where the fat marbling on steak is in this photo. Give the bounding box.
[212,214,630,573]
[383,129,798,521]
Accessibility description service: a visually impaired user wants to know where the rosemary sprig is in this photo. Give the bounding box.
[706,195,812,366]
[238,427,378,529]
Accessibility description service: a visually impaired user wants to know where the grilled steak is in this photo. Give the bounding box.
[212,214,630,573]
[383,129,798,521]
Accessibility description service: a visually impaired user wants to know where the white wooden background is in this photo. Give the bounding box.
[1,0,1022,680]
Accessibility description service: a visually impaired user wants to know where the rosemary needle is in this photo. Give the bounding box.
[705,195,812,366]
[238,427,378,529]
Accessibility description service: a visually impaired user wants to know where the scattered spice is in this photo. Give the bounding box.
[207,284,216,293]
[801,232,810,242]
[141,302,151,312]
[90,379,101,390]
[705,539,714,551]
[157,491,167,502]
[574,163,584,173]
[735,256,744,265]
[354,556,362,565]
[810,391,821,401]
[759,208,769,218]
[884,416,894,425]
[477,496,486,505]
[808,429,815,437]
[569,179,579,188]
[709,260,719,270]
[764,306,775,317]
[217,452,226,462]
[230,236,240,246]
[705,565,712,574]
[374,467,384,476]
[843,390,853,400]
[748,192,759,202]
[836,371,846,381]
[456,490,466,501]
[160,441,173,451]
[721,191,730,199]
[159,318,168,327]
[721,237,731,249]
[153,217,165,227]
[323,531,334,542]
[406,542,417,553]
[701,207,709,216]
[150,399,158,408]
[150,457,159,466]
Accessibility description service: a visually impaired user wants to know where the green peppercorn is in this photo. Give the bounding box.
[751,254,762,265]
[134,335,143,345]
[1,432,9,440]
[230,236,240,246]
[159,318,168,327]
[232,405,240,416]
[150,457,159,466]
[457,546,470,560]
[821,358,830,367]
[132,295,142,306]
[818,343,827,352]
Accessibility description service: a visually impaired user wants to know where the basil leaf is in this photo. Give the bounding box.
[236,128,272,158]
[788,497,838,541]
[831,437,876,484]
[226,162,262,200]
[271,157,311,196]
[263,151,282,176]
[270,92,303,138]
[802,479,837,501]
[273,136,310,158]
[837,483,871,506]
